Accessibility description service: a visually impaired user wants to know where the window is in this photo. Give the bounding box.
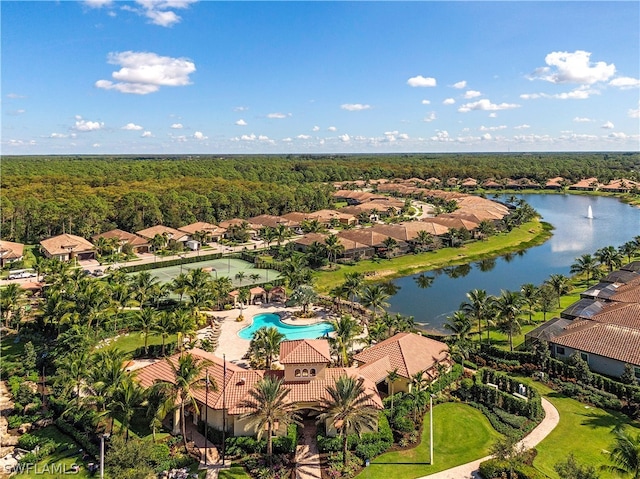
[556,346,565,355]
[302,369,309,377]
[310,368,316,377]
[295,369,301,378]
[580,352,589,363]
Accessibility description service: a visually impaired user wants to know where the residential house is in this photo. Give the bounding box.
[92,229,150,254]
[40,234,96,262]
[569,177,601,191]
[178,222,227,243]
[0,240,24,267]
[354,332,453,394]
[136,225,190,248]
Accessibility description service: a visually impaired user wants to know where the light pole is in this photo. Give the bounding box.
[222,354,227,466]
[430,394,433,465]
[100,433,110,479]
[204,369,209,466]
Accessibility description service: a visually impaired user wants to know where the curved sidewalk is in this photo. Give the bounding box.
[418,397,560,479]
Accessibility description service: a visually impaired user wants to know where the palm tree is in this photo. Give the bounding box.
[288,284,318,315]
[494,290,524,352]
[131,271,159,307]
[444,310,472,340]
[161,353,214,451]
[235,271,246,285]
[460,289,494,346]
[360,284,390,323]
[386,368,400,413]
[251,326,285,369]
[238,376,301,464]
[382,236,398,258]
[595,245,624,272]
[619,241,639,264]
[110,376,146,441]
[171,272,191,303]
[146,382,175,442]
[325,234,345,265]
[173,308,197,354]
[55,350,90,408]
[136,308,158,356]
[603,426,640,479]
[545,273,572,308]
[154,311,177,356]
[274,223,292,246]
[329,315,362,367]
[0,283,24,328]
[415,230,434,250]
[317,375,379,469]
[341,272,364,312]
[259,226,277,249]
[570,254,602,286]
[520,283,540,322]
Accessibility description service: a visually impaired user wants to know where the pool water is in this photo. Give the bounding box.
[238,313,335,341]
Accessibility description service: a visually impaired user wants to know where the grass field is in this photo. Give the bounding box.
[356,402,501,479]
[13,426,92,478]
[314,219,551,293]
[523,381,640,479]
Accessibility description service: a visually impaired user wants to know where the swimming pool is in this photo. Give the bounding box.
[238,313,335,341]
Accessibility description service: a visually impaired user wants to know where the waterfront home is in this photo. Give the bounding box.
[569,177,601,191]
[40,234,96,262]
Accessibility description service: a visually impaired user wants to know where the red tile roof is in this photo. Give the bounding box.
[0,240,24,260]
[92,228,149,246]
[279,339,332,364]
[353,332,450,379]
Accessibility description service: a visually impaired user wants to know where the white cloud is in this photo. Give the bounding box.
[601,121,614,129]
[609,77,640,89]
[327,126,337,132]
[458,99,520,113]
[312,126,320,132]
[479,125,507,131]
[235,119,247,126]
[452,81,467,89]
[92,143,101,148]
[514,124,530,130]
[608,132,627,139]
[482,133,492,140]
[171,123,183,129]
[341,103,371,111]
[49,133,68,138]
[7,109,26,116]
[6,93,26,99]
[122,122,143,130]
[96,51,195,95]
[141,131,153,137]
[193,131,207,140]
[423,112,436,122]
[421,99,431,105]
[129,0,197,27]
[629,103,640,119]
[234,106,249,112]
[521,87,599,100]
[83,0,113,7]
[297,134,311,140]
[258,135,270,141]
[407,75,437,87]
[573,117,593,122]
[241,134,256,141]
[282,138,292,143]
[530,50,615,85]
[488,113,497,118]
[464,90,482,99]
[338,134,351,142]
[267,112,289,119]
[73,116,104,131]
[443,98,456,105]
[430,130,451,142]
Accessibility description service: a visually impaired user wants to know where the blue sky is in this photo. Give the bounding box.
[2,1,639,154]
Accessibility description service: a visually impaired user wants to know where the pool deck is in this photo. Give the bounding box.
[205,303,339,365]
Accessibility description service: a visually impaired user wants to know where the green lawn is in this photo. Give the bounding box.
[218,464,252,478]
[315,219,550,293]
[14,426,92,478]
[96,331,172,357]
[357,402,501,479]
[525,381,640,478]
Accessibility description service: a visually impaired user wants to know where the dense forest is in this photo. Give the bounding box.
[2,152,639,243]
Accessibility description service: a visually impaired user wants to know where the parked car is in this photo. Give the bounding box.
[92,269,104,277]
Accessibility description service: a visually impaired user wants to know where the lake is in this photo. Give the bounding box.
[386,194,640,332]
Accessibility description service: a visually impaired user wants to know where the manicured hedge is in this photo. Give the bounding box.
[119,252,222,273]
[317,412,393,459]
[55,418,99,458]
[479,459,544,479]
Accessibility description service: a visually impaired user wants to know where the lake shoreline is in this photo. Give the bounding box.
[315,219,553,293]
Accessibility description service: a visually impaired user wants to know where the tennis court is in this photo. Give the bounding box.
[142,258,280,287]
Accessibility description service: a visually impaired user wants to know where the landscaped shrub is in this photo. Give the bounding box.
[272,424,298,454]
[493,407,528,429]
[224,436,266,456]
[54,418,99,458]
[17,433,41,450]
[478,458,544,479]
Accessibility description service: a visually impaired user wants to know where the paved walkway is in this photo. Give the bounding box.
[417,397,560,479]
[295,420,322,479]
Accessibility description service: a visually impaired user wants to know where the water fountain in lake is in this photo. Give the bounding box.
[587,205,594,219]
